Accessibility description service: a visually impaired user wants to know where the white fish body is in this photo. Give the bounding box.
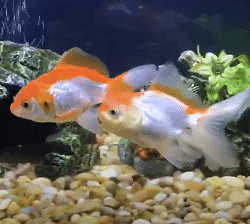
[99,63,250,171]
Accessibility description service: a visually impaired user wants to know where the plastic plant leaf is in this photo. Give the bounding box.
[236,55,250,68]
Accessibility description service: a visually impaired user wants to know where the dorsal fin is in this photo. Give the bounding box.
[149,62,204,109]
[54,47,109,77]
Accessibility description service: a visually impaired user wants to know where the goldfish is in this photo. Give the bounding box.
[98,62,250,171]
[10,47,157,134]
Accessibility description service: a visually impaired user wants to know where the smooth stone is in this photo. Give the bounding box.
[0,190,9,199]
[179,172,195,181]
[91,211,101,217]
[116,210,132,223]
[70,214,81,223]
[206,177,224,188]
[151,215,165,224]
[215,201,233,211]
[131,186,160,202]
[13,213,30,222]
[43,187,58,200]
[20,206,35,216]
[183,212,198,222]
[221,176,244,190]
[97,215,116,224]
[214,211,232,220]
[87,181,100,188]
[132,219,151,224]
[214,218,231,224]
[0,211,6,219]
[130,182,143,194]
[32,177,51,187]
[4,171,15,180]
[153,205,167,215]
[227,205,242,219]
[67,199,102,214]
[199,212,216,221]
[166,217,183,224]
[241,205,250,219]
[0,218,20,224]
[229,190,247,204]
[53,177,66,190]
[6,202,20,215]
[101,206,117,216]
[173,181,187,193]
[132,202,151,212]
[0,198,11,210]
[153,192,167,203]
[200,190,209,198]
[103,197,118,208]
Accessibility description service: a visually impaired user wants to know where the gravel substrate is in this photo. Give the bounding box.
[1,134,250,224]
[0,165,250,224]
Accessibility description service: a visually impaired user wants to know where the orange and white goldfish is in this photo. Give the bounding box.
[10,47,157,134]
[98,62,250,171]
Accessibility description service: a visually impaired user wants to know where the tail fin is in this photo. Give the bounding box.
[186,86,250,170]
[149,62,204,109]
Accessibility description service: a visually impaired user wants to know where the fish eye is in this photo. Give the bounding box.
[44,101,49,108]
[110,109,116,115]
[21,101,30,109]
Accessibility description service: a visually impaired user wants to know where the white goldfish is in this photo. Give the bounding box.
[10,47,157,134]
[98,62,250,172]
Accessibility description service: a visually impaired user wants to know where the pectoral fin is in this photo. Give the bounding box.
[77,106,101,135]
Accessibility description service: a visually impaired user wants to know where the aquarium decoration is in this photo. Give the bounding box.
[179,45,250,103]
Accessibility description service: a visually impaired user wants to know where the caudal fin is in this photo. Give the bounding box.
[187,86,250,170]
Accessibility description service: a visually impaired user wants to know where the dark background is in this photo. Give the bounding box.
[0,0,249,77]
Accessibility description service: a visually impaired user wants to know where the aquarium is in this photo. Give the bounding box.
[0,0,249,223]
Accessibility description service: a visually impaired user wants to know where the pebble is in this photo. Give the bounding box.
[153,205,167,215]
[153,192,167,203]
[67,199,102,214]
[132,219,151,224]
[151,215,165,224]
[229,190,247,204]
[166,217,183,224]
[241,205,250,219]
[116,210,132,223]
[103,196,118,207]
[184,212,199,222]
[221,176,245,190]
[0,218,20,224]
[214,211,232,220]
[87,180,100,187]
[214,218,231,224]
[199,212,216,221]
[101,206,117,216]
[53,177,66,190]
[6,202,20,215]
[179,172,195,181]
[4,133,250,224]
[13,213,30,222]
[70,214,81,223]
[32,177,51,187]
[215,201,233,211]
[0,198,12,210]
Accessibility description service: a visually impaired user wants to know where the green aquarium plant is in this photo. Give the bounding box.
[179,45,250,103]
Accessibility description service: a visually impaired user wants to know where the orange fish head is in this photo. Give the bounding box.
[10,81,56,122]
[98,93,143,134]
